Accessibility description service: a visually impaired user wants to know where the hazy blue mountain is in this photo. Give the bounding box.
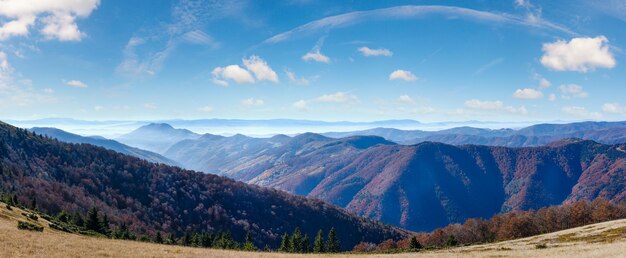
[116,123,201,154]
[323,121,626,146]
[30,127,178,166]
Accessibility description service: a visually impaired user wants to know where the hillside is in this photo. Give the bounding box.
[322,121,626,146]
[29,127,178,166]
[163,132,626,232]
[2,200,625,257]
[0,121,406,250]
[116,123,201,154]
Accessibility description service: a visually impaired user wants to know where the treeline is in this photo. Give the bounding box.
[278,227,340,253]
[2,192,344,253]
[354,198,626,252]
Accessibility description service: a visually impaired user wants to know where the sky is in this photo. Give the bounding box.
[1,0,625,123]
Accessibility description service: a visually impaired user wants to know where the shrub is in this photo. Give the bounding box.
[6,204,12,210]
[535,243,547,249]
[28,213,39,221]
[49,223,71,233]
[17,221,44,232]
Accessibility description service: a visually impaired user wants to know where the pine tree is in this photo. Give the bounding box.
[86,207,101,232]
[154,231,163,244]
[279,232,291,252]
[326,227,340,253]
[182,231,192,246]
[445,235,458,247]
[302,234,311,253]
[242,231,257,251]
[100,214,110,236]
[409,236,422,251]
[313,229,325,253]
[167,233,177,245]
[291,227,302,253]
[30,196,37,210]
[56,210,69,223]
[72,211,84,228]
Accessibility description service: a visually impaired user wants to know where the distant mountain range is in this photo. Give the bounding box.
[322,121,626,146]
[155,125,626,231]
[0,121,406,250]
[29,127,178,166]
[115,123,201,154]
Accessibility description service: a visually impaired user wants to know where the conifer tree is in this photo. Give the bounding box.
[326,227,340,253]
[291,227,302,252]
[302,234,311,253]
[313,229,325,253]
[182,231,192,246]
[279,232,291,252]
[86,207,101,232]
[242,231,257,251]
[154,231,163,244]
[167,233,177,245]
[72,211,85,228]
[30,196,37,210]
[100,214,110,236]
[409,236,422,250]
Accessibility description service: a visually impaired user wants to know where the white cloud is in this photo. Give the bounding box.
[465,99,527,115]
[465,99,504,110]
[243,55,279,83]
[389,69,417,81]
[561,106,602,119]
[559,84,588,99]
[182,30,218,47]
[302,50,330,63]
[65,80,87,88]
[316,92,358,104]
[43,88,54,94]
[198,106,213,112]
[358,46,393,57]
[0,51,55,109]
[541,36,616,72]
[211,56,278,86]
[143,103,157,109]
[397,94,415,104]
[211,65,255,85]
[264,5,574,45]
[93,105,103,111]
[241,98,264,107]
[293,100,308,111]
[513,88,543,99]
[548,93,556,101]
[532,72,551,88]
[117,36,176,77]
[602,103,626,114]
[514,0,531,8]
[0,0,100,41]
[285,69,310,85]
[302,36,330,63]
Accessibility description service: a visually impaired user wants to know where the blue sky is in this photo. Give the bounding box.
[0,0,625,123]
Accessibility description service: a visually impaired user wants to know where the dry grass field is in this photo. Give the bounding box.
[1,203,626,258]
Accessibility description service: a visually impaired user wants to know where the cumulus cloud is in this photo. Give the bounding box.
[211,56,278,86]
[541,36,616,72]
[285,69,311,85]
[65,80,87,88]
[293,100,308,111]
[513,88,543,99]
[559,84,588,99]
[302,36,330,63]
[198,106,213,112]
[389,69,417,81]
[0,0,100,41]
[548,93,556,101]
[243,55,279,83]
[465,99,504,110]
[316,92,358,104]
[465,99,527,115]
[302,50,330,63]
[211,65,254,85]
[241,98,264,107]
[532,72,551,88]
[561,106,602,119]
[358,46,393,57]
[397,94,415,104]
[602,103,626,114]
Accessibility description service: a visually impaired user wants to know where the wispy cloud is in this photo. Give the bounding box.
[263,5,575,44]
[358,46,393,57]
[474,58,504,75]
